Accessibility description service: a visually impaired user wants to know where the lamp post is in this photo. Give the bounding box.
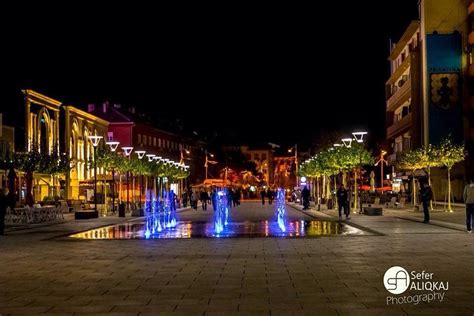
[135,150,146,209]
[375,150,388,190]
[352,132,367,214]
[106,141,119,214]
[288,144,298,188]
[122,147,133,211]
[204,150,215,180]
[89,135,103,215]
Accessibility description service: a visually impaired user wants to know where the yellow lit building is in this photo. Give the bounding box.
[64,106,109,201]
[23,90,63,201]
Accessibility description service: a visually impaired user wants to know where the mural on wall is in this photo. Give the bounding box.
[430,73,459,111]
[426,33,463,144]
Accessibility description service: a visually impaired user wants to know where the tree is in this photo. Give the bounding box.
[419,144,442,210]
[436,137,465,212]
[397,148,425,207]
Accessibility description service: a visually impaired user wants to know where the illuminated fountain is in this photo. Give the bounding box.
[144,190,177,238]
[274,188,287,232]
[213,188,230,234]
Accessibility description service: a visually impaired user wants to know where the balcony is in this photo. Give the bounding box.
[387,112,412,139]
[386,77,411,112]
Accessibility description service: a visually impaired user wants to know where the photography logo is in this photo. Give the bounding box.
[383,266,410,294]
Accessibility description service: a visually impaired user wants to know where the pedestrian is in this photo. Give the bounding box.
[0,188,8,235]
[191,191,198,210]
[336,184,349,220]
[211,188,217,211]
[182,190,188,208]
[232,188,239,207]
[463,178,474,233]
[302,186,310,210]
[260,188,266,205]
[200,189,209,211]
[267,188,274,205]
[420,181,433,223]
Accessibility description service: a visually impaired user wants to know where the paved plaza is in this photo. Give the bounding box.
[1,202,474,315]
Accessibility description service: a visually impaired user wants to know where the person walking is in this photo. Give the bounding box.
[260,188,266,205]
[0,188,8,235]
[302,186,310,210]
[200,189,209,211]
[267,188,274,205]
[463,178,474,233]
[182,190,188,208]
[336,184,349,220]
[420,181,433,223]
[190,191,198,210]
[211,188,217,211]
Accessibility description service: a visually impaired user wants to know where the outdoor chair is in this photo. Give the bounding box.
[395,197,406,208]
[386,197,397,208]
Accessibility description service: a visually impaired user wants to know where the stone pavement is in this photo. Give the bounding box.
[0,202,473,315]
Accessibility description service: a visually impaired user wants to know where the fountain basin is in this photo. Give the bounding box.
[69,220,369,239]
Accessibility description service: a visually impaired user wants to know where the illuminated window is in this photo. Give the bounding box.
[158,138,162,147]
[138,134,142,144]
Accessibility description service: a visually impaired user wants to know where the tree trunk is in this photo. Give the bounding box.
[316,176,320,209]
[354,169,358,211]
[412,171,417,208]
[428,166,434,210]
[447,168,452,212]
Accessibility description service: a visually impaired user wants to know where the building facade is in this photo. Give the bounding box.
[386,0,473,200]
[64,106,109,200]
[241,146,274,186]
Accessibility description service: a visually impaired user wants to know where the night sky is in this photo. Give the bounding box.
[3,2,419,151]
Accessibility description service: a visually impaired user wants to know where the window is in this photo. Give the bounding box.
[138,134,142,144]
[143,135,147,145]
[254,153,259,160]
[262,154,267,161]
[158,138,161,147]
[153,137,157,147]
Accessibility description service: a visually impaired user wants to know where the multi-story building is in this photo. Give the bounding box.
[88,103,204,192]
[241,146,273,186]
[64,105,109,200]
[386,0,472,200]
[386,21,422,164]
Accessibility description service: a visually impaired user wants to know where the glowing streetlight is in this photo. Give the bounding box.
[88,135,103,215]
[350,131,368,214]
[105,141,119,152]
[106,140,120,214]
[122,147,133,212]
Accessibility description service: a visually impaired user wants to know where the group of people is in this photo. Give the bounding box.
[260,188,276,205]
[182,187,242,211]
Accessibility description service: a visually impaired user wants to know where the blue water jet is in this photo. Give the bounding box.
[275,188,287,232]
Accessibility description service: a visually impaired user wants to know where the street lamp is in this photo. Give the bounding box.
[375,150,388,189]
[288,144,298,188]
[122,146,133,212]
[352,131,368,214]
[204,150,216,180]
[89,135,103,215]
[135,150,146,209]
[106,141,120,214]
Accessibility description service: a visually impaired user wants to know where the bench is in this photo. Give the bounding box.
[75,210,98,220]
[363,207,383,216]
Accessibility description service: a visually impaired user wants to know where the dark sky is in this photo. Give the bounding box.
[3,2,419,150]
